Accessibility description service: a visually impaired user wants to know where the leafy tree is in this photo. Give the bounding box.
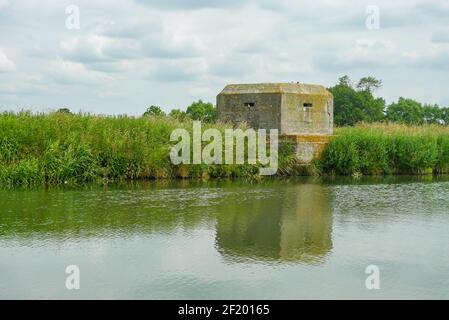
[143,105,165,117]
[423,104,443,124]
[385,98,424,125]
[328,75,385,126]
[56,108,72,114]
[356,76,383,93]
[169,109,188,121]
[186,100,216,122]
[338,75,352,87]
[441,107,449,125]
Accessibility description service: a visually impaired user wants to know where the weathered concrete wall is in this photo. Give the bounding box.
[281,93,333,135]
[217,83,333,164]
[217,92,281,130]
[217,83,333,135]
[282,134,331,163]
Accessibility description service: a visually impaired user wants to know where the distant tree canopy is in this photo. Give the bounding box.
[330,75,449,126]
[169,109,188,121]
[145,76,449,127]
[385,98,425,125]
[385,98,449,125]
[356,76,383,92]
[143,101,216,122]
[56,108,72,114]
[143,105,165,117]
[328,75,385,126]
[185,100,216,122]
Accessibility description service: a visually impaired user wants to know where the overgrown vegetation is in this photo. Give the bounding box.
[3,74,449,187]
[320,123,449,176]
[0,112,270,187]
[1,112,448,187]
[0,112,449,186]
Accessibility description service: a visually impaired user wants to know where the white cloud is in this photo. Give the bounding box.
[316,38,404,70]
[133,0,244,10]
[431,29,449,43]
[1,0,449,113]
[60,34,142,64]
[146,58,208,82]
[0,0,9,8]
[408,47,449,70]
[47,60,115,86]
[0,50,15,72]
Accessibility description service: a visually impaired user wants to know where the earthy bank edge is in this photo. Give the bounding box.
[1,112,449,187]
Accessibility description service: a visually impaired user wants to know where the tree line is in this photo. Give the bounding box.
[143,100,216,123]
[143,75,449,127]
[329,75,449,126]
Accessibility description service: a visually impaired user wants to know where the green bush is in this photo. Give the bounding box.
[319,124,449,176]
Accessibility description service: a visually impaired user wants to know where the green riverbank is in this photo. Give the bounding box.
[1,112,449,187]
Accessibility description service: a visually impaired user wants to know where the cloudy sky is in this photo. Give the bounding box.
[0,0,449,115]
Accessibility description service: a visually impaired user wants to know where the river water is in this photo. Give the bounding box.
[0,176,448,299]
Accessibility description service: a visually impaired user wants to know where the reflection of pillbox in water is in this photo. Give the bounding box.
[215,183,333,264]
[217,83,333,135]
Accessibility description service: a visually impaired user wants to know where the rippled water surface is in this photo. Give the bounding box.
[1,177,448,299]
